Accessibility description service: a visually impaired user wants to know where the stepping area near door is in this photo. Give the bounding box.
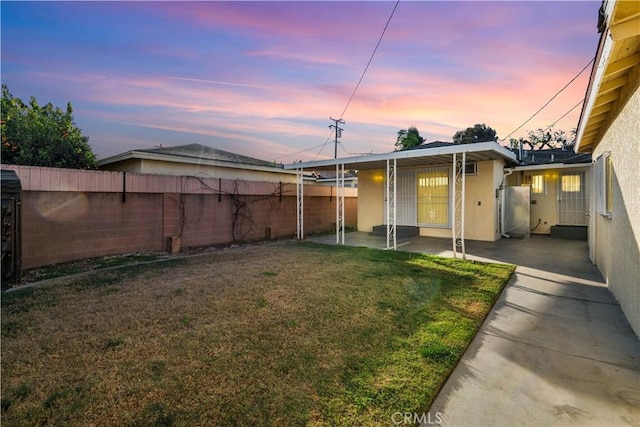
[308,232,640,426]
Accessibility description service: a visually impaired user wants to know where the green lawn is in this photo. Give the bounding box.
[1,242,514,426]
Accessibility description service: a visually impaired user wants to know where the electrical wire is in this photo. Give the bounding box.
[338,0,400,121]
[544,99,584,131]
[271,140,330,161]
[502,57,595,141]
[276,0,399,162]
[313,128,335,160]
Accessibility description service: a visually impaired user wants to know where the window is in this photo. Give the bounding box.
[524,174,546,194]
[417,168,449,227]
[596,152,613,216]
[605,154,613,214]
[464,162,477,175]
[561,174,581,192]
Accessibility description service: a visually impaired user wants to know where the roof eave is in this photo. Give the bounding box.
[284,141,516,170]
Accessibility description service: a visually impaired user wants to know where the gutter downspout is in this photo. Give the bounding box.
[500,168,515,238]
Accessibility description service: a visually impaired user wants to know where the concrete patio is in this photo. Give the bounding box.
[307,232,640,426]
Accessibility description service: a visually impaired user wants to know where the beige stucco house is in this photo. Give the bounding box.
[505,148,592,237]
[286,141,517,254]
[98,143,301,183]
[575,0,640,337]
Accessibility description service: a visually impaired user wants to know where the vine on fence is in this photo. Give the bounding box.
[174,175,296,244]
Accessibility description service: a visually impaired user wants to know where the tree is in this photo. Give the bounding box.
[395,126,424,150]
[1,85,96,169]
[452,123,498,144]
[509,127,575,151]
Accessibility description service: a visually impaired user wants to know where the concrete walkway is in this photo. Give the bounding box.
[308,232,640,426]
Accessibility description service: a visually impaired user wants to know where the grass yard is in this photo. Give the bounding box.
[1,242,514,426]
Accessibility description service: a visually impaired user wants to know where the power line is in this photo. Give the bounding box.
[338,0,400,121]
[313,128,335,160]
[502,57,595,141]
[545,99,584,131]
[272,138,331,161]
[276,0,399,163]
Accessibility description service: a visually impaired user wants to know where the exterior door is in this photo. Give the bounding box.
[558,171,587,225]
[384,169,417,226]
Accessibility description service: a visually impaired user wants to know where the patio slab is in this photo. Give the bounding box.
[307,232,640,426]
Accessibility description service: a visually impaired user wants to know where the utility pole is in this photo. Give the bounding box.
[329,117,345,159]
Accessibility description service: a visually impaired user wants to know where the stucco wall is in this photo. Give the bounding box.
[357,160,502,241]
[462,160,502,241]
[591,79,640,338]
[357,169,385,232]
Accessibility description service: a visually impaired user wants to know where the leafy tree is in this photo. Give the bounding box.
[452,123,498,144]
[1,85,96,169]
[509,127,575,151]
[395,126,424,150]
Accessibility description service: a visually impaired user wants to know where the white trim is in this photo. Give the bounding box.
[575,0,616,152]
[284,142,516,170]
[506,163,591,172]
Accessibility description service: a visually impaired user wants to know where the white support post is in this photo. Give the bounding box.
[335,163,345,244]
[461,152,466,259]
[452,153,466,259]
[386,158,397,250]
[296,168,304,240]
[340,163,345,244]
[452,154,457,258]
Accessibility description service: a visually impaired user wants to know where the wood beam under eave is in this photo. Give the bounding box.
[591,103,614,116]
[582,131,600,141]
[584,123,603,135]
[599,75,628,95]
[604,53,640,77]
[588,112,609,125]
[610,17,640,41]
[593,91,619,108]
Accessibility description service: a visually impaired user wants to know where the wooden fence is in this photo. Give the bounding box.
[2,165,357,269]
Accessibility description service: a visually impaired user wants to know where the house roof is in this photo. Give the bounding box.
[517,148,592,166]
[576,0,640,153]
[285,141,517,171]
[98,143,281,169]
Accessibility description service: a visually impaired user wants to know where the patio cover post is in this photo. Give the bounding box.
[461,152,466,258]
[452,154,457,257]
[386,158,397,250]
[452,153,467,259]
[296,167,304,239]
[336,163,345,244]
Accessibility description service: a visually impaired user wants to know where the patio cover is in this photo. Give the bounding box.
[285,142,517,256]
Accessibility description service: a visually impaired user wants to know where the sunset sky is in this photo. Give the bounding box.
[1,1,602,163]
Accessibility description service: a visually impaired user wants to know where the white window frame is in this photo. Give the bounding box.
[464,162,478,175]
[597,152,613,217]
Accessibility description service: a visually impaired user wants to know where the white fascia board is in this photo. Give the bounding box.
[575,0,616,152]
[506,163,592,172]
[284,141,516,170]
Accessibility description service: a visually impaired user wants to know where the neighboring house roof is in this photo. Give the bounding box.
[576,0,640,153]
[313,170,358,180]
[516,148,592,166]
[403,141,457,150]
[98,143,282,170]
